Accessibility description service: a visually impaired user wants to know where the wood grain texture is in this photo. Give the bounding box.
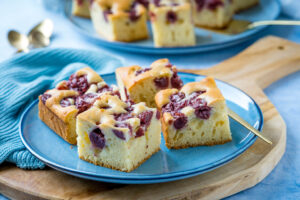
[1,36,299,200]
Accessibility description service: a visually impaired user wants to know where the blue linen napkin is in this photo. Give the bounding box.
[0,48,122,169]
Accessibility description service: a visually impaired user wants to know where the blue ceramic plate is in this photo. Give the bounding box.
[20,72,263,184]
[64,0,280,54]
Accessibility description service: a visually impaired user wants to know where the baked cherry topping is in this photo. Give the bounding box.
[135,127,144,137]
[138,111,153,128]
[89,127,105,149]
[60,97,75,107]
[129,9,140,22]
[165,63,173,68]
[194,105,211,119]
[156,110,160,120]
[75,93,98,113]
[97,84,120,98]
[135,0,149,8]
[171,72,183,89]
[166,11,177,23]
[66,74,89,95]
[77,0,84,6]
[162,92,187,114]
[170,92,185,102]
[113,129,126,140]
[41,93,51,104]
[124,87,130,100]
[194,0,223,11]
[103,10,112,22]
[195,0,205,11]
[153,0,161,7]
[135,68,151,76]
[116,123,133,135]
[114,112,133,121]
[173,113,188,129]
[97,85,111,93]
[207,0,224,10]
[162,90,211,129]
[154,77,169,89]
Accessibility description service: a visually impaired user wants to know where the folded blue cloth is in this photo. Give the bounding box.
[0,48,122,169]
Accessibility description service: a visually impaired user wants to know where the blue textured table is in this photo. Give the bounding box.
[0,0,299,199]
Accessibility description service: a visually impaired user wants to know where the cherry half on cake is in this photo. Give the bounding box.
[155,77,232,149]
[76,94,161,172]
[116,59,183,108]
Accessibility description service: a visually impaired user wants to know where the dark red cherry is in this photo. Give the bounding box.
[41,93,51,104]
[166,11,177,23]
[135,128,144,137]
[173,113,188,129]
[113,129,126,140]
[154,77,169,89]
[89,128,105,149]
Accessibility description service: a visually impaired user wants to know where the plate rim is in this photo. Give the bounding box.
[19,72,263,183]
[64,0,281,54]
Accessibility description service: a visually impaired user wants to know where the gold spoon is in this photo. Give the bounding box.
[228,108,272,145]
[28,18,54,38]
[7,30,29,53]
[200,20,300,35]
[29,31,50,48]
[28,19,53,48]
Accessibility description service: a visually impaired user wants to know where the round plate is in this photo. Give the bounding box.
[64,0,280,54]
[20,72,263,184]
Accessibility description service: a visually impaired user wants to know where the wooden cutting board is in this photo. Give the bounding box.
[1,36,299,200]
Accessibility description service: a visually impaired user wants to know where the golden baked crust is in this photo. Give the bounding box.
[165,139,232,149]
[43,89,79,122]
[39,95,77,144]
[79,147,160,172]
[116,59,175,91]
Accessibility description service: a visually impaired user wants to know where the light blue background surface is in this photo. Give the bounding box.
[0,0,299,199]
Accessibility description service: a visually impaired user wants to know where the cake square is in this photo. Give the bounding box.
[149,0,195,47]
[90,0,148,42]
[116,59,183,108]
[155,77,231,149]
[72,0,91,18]
[76,94,161,172]
[190,0,234,28]
[39,67,120,144]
